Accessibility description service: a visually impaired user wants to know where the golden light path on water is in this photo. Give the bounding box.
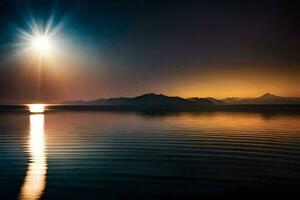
[19,110,47,200]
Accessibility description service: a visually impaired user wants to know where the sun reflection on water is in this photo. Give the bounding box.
[19,114,47,200]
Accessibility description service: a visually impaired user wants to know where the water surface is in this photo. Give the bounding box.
[0,110,300,199]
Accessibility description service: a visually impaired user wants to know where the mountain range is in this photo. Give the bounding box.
[63,93,300,106]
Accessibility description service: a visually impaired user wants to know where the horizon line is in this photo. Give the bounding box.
[2,92,300,105]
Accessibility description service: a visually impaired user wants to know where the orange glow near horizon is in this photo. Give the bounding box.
[161,65,300,99]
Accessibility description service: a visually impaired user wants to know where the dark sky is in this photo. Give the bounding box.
[0,0,299,103]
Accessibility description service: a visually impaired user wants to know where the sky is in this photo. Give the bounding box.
[0,0,299,103]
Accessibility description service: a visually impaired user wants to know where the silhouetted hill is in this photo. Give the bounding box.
[63,93,300,106]
[238,93,300,105]
[188,97,216,105]
[221,97,249,104]
[205,97,225,104]
[220,93,300,105]
[64,93,207,106]
[128,93,196,105]
[258,93,279,100]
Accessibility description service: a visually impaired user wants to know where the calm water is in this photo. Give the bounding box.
[0,110,300,199]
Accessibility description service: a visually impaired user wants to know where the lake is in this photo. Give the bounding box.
[0,108,300,199]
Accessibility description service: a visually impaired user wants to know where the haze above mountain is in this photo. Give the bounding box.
[64,93,300,106]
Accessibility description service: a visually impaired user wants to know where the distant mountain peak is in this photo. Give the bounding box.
[137,93,162,97]
[145,93,157,96]
[135,93,166,99]
[259,93,279,99]
[262,92,274,96]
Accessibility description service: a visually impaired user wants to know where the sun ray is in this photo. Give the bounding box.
[13,12,64,60]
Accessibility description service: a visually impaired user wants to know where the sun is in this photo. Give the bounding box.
[28,104,45,113]
[31,34,53,55]
[14,14,63,58]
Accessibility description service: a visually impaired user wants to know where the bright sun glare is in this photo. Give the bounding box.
[15,14,62,58]
[31,34,53,55]
[29,104,45,113]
